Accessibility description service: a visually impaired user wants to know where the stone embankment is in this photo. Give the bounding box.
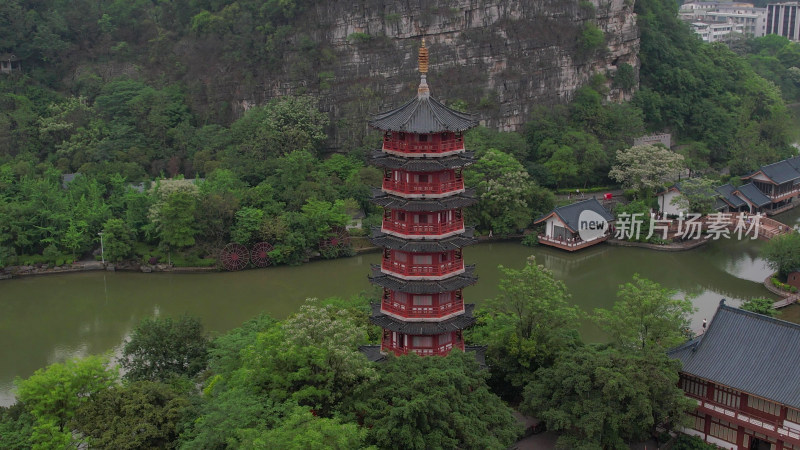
[1,260,217,280]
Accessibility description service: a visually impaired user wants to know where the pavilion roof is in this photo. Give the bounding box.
[369,95,479,134]
[734,182,771,207]
[715,183,746,208]
[370,189,477,211]
[369,150,475,172]
[533,198,614,233]
[669,302,800,409]
[369,303,475,335]
[368,265,477,293]
[370,227,477,251]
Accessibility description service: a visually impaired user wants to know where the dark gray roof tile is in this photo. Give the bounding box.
[369,265,477,293]
[371,189,477,211]
[370,150,476,171]
[369,95,479,133]
[757,160,800,185]
[715,184,746,208]
[669,303,800,409]
[735,183,771,207]
[369,303,476,334]
[533,198,614,232]
[370,228,477,251]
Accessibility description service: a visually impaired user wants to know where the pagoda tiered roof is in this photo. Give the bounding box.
[369,95,479,134]
[370,150,475,171]
[369,265,477,293]
[371,189,477,211]
[369,303,476,335]
[370,227,477,251]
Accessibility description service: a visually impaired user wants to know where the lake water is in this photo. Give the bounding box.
[2,219,790,406]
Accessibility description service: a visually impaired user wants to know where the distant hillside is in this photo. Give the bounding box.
[0,0,639,149]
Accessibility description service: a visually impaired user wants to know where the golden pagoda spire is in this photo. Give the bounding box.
[417,37,430,98]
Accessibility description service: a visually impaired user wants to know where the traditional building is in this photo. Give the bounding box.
[669,301,800,450]
[533,198,614,251]
[360,40,482,361]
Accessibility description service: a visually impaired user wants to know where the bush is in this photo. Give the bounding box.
[578,23,605,55]
[521,234,539,247]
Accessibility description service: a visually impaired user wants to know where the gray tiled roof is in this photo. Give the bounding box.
[669,302,800,409]
[533,198,614,232]
[371,189,477,211]
[756,160,800,185]
[369,265,477,293]
[715,184,746,208]
[785,156,800,172]
[369,95,479,133]
[369,303,476,335]
[370,227,477,251]
[370,150,475,172]
[735,183,771,207]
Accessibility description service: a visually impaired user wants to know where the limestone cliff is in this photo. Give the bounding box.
[239,0,639,146]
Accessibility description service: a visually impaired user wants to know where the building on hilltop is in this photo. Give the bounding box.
[767,2,800,40]
[669,300,800,450]
[359,39,484,363]
[680,2,767,41]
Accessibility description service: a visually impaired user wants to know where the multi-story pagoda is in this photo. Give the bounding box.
[361,39,481,361]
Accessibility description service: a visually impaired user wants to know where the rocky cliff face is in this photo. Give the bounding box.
[241,0,639,147]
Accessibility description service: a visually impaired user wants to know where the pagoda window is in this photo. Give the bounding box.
[416,174,430,183]
[441,171,451,181]
[415,214,429,224]
[399,132,406,141]
[412,254,432,265]
[383,249,391,259]
[384,169,393,179]
[413,295,432,306]
[440,253,449,262]
[397,211,406,221]
[455,249,462,260]
[442,133,451,141]
[395,292,408,304]
[419,134,428,142]
[439,292,451,303]
[439,333,452,345]
[395,251,407,262]
[412,336,433,347]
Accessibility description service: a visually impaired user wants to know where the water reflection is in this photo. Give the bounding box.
[0,237,777,406]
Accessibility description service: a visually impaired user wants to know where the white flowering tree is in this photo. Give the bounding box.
[609,144,685,197]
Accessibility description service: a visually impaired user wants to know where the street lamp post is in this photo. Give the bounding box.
[98,232,105,265]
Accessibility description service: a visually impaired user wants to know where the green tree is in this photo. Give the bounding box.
[236,404,367,449]
[360,351,521,449]
[72,381,189,449]
[101,218,135,262]
[594,274,695,352]
[762,229,800,280]
[0,403,35,450]
[670,177,717,216]
[522,345,693,449]
[740,298,779,317]
[470,256,581,401]
[155,190,199,253]
[15,356,118,449]
[609,144,685,197]
[120,315,209,382]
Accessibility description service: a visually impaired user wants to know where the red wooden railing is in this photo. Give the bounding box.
[381,259,463,277]
[382,219,464,236]
[381,298,464,319]
[382,136,464,154]
[382,178,464,195]
[382,340,464,357]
